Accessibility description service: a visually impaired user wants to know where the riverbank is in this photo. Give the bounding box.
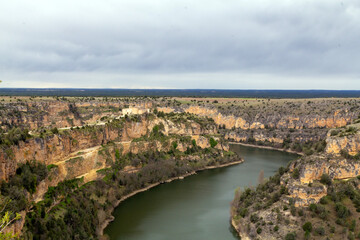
[231,218,250,240]
[230,142,304,156]
[229,142,301,239]
[99,159,244,239]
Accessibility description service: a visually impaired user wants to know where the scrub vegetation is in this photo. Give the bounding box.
[0,95,360,239]
[22,148,239,239]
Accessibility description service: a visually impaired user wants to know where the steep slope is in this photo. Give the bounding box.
[231,124,360,239]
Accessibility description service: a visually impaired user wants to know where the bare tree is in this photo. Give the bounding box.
[257,170,264,185]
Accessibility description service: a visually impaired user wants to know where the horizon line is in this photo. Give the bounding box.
[1,88,360,91]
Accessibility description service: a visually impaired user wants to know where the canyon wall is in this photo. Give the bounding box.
[0,100,152,130]
[225,129,326,146]
[0,114,217,181]
[326,131,360,156]
[283,128,360,207]
[158,106,354,130]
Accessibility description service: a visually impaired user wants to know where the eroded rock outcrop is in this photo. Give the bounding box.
[232,122,360,239]
[158,106,355,130]
[0,114,218,181]
[326,131,360,156]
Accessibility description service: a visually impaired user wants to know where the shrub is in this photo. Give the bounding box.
[319,196,329,205]
[303,147,314,156]
[330,129,340,136]
[278,167,286,176]
[314,140,327,152]
[292,168,300,179]
[302,222,313,232]
[335,203,350,219]
[309,203,327,219]
[0,127,31,146]
[115,149,121,160]
[285,232,296,240]
[289,205,296,216]
[238,208,248,218]
[298,209,304,216]
[349,219,356,232]
[309,203,317,212]
[47,164,58,171]
[348,232,355,240]
[250,214,259,223]
[320,173,332,185]
[172,141,178,150]
[209,137,218,148]
[51,127,59,134]
[346,127,357,133]
[314,227,325,236]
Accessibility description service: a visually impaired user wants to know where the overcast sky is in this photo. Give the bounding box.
[1,0,359,89]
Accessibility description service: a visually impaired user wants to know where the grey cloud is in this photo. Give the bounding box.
[0,0,359,88]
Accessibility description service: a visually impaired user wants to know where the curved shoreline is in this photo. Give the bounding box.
[231,218,250,240]
[98,159,244,238]
[229,142,301,239]
[229,142,303,156]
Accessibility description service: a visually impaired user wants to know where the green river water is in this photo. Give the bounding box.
[105,144,298,240]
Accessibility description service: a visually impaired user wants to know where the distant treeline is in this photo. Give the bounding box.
[1,88,360,98]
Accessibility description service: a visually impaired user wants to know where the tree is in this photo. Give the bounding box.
[285,232,296,240]
[292,168,300,179]
[257,170,264,185]
[0,198,21,240]
[209,137,218,148]
[192,139,197,147]
[320,173,332,185]
[172,141,178,150]
[51,127,59,134]
[302,222,312,232]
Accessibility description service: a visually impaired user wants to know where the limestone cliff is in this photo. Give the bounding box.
[325,129,360,156]
[225,128,326,146]
[1,110,227,237]
[232,123,360,240]
[0,113,217,181]
[158,105,355,130]
[0,100,152,131]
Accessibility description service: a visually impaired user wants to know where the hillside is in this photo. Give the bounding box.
[0,96,359,239]
[231,123,360,239]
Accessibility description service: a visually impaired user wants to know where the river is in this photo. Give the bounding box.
[104,144,298,240]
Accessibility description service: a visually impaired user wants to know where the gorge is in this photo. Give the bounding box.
[105,144,297,240]
[0,96,360,239]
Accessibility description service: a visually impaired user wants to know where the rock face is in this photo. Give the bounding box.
[326,131,360,156]
[286,181,327,207]
[291,156,360,185]
[0,100,152,130]
[0,114,217,181]
[158,105,354,156]
[2,109,227,236]
[282,128,360,207]
[232,122,360,239]
[225,129,327,146]
[2,99,360,239]
[158,106,355,130]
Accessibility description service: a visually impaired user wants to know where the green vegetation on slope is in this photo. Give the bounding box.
[22,148,240,239]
